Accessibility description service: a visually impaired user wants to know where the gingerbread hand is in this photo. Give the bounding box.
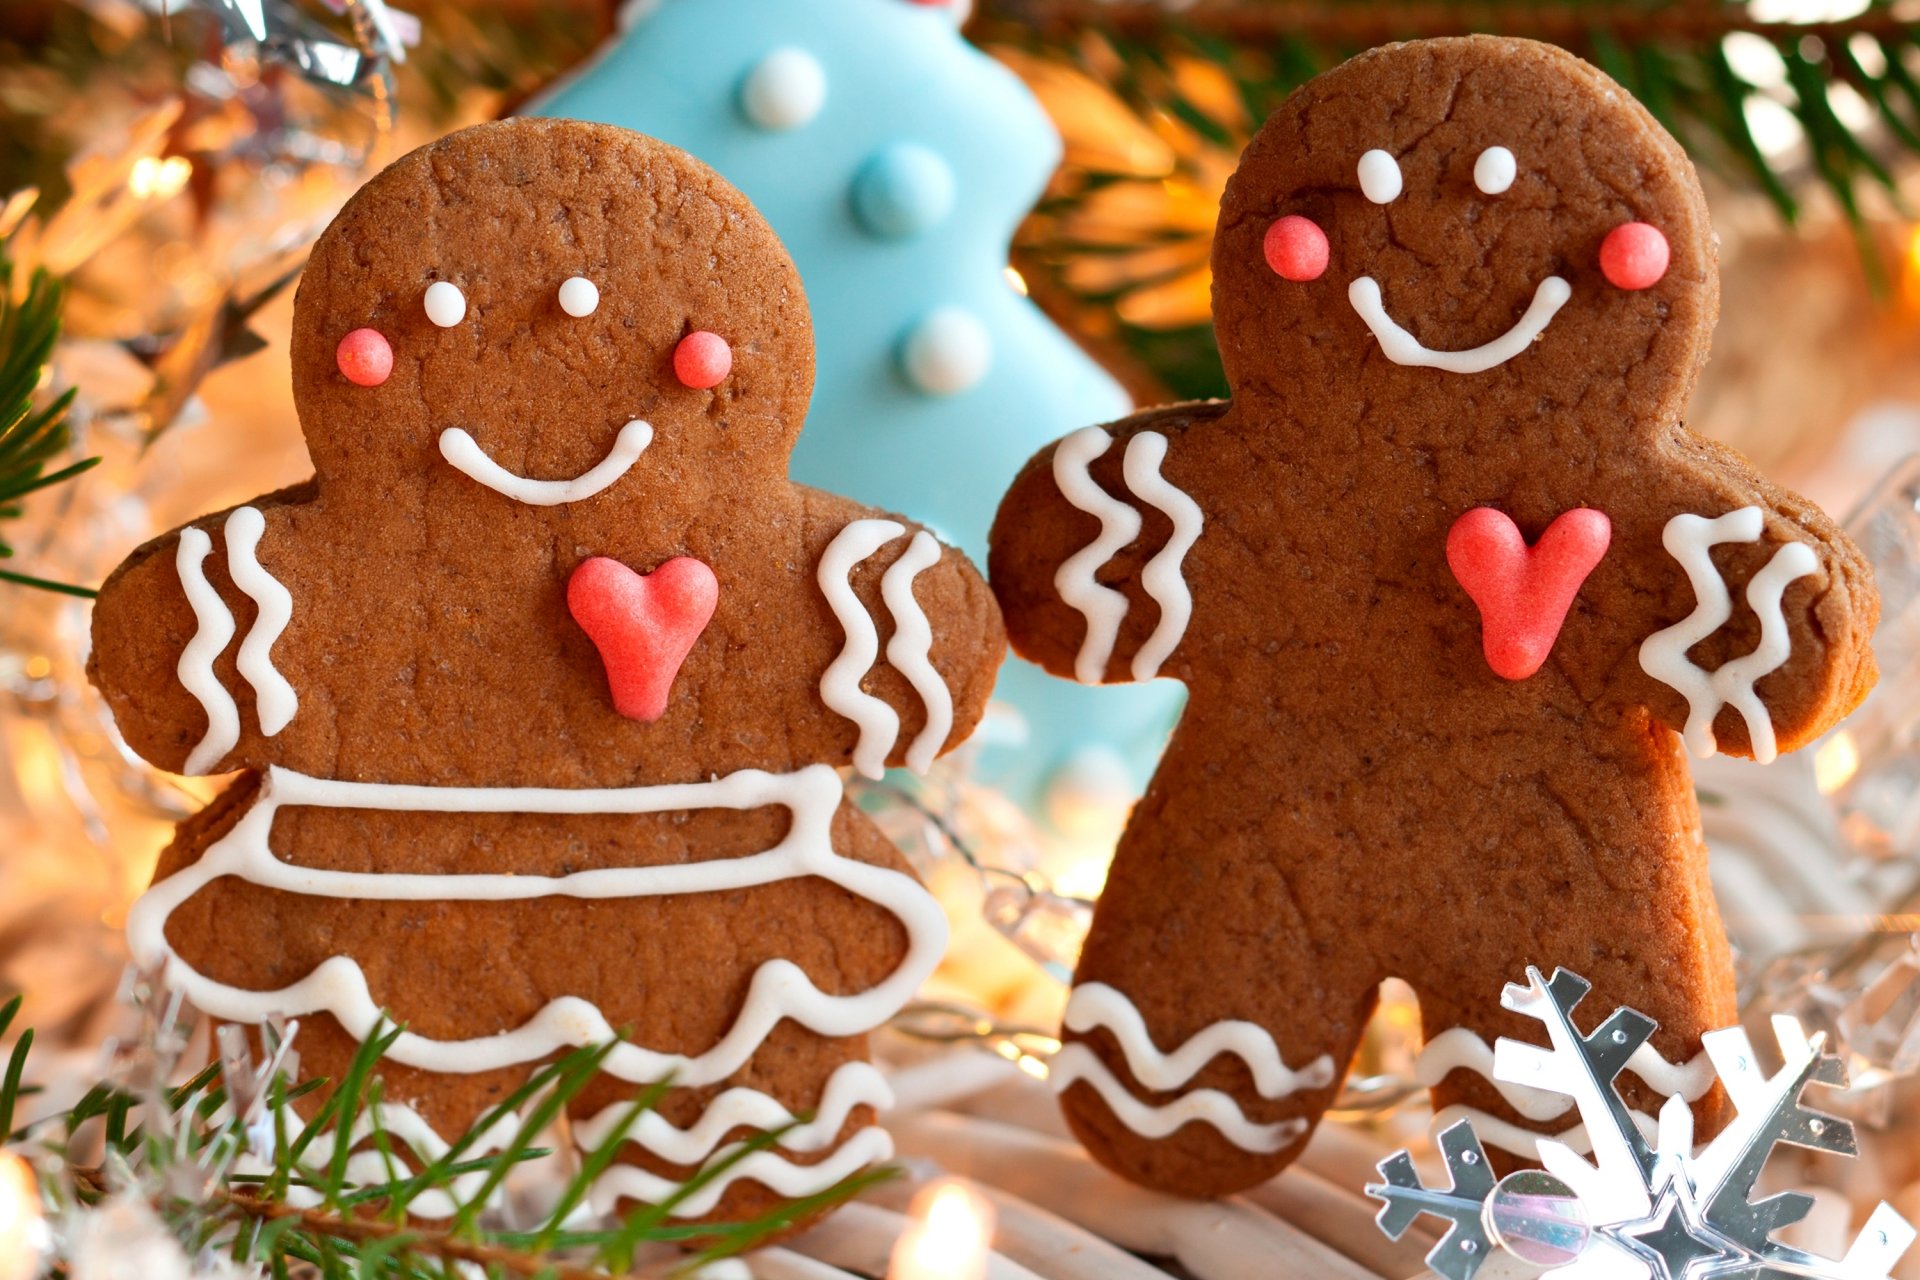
[989,402,1219,688]
[803,490,1005,779]
[89,488,312,777]
[1618,436,1877,763]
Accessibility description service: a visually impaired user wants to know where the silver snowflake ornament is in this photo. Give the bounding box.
[1365,967,1916,1280]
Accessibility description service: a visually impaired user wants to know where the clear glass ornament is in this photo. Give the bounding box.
[1813,454,1920,861]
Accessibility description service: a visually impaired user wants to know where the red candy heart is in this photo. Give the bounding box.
[1446,507,1611,681]
[567,556,719,721]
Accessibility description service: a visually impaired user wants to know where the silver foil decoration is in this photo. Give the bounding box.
[1366,967,1916,1280]
[196,0,416,98]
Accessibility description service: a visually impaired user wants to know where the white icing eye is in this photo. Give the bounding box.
[1475,146,1517,195]
[1357,149,1402,204]
[424,281,466,328]
[557,276,599,318]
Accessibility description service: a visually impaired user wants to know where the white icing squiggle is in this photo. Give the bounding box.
[259,1081,894,1221]
[819,519,907,779]
[1053,427,1141,684]
[1051,1044,1306,1152]
[1639,508,1820,764]
[1430,1104,1659,1162]
[880,531,952,775]
[1348,276,1571,374]
[176,526,239,776]
[1712,541,1820,764]
[438,419,653,506]
[1415,1026,1714,1123]
[572,1060,892,1166]
[1062,982,1335,1098]
[588,1124,895,1218]
[126,764,947,1088]
[223,506,298,736]
[246,1100,520,1220]
[1055,983,1333,1154]
[1121,431,1203,680]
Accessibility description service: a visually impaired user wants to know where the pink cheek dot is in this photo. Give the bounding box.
[1600,221,1670,290]
[1263,215,1329,282]
[674,330,733,389]
[335,328,393,387]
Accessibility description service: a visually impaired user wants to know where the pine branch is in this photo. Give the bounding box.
[212,1188,611,1280]
[15,992,884,1279]
[0,249,99,597]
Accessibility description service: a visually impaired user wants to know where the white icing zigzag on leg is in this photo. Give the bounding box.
[1050,1043,1307,1153]
[1415,1026,1714,1122]
[245,1100,522,1220]
[1053,427,1141,684]
[255,1083,894,1221]
[1054,982,1334,1154]
[224,506,299,736]
[1121,431,1203,681]
[1430,1103,1660,1163]
[588,1124,896,1218]
[571,1059,893,1167]
[176,525,239,776]
[879,531,952,775]
[1639,507,1819,763]
[1062,982,1335,1098]
[819,519,907,779]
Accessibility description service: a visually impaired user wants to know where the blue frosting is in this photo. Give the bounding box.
[537,0,1180,813]
[852,143,955,239]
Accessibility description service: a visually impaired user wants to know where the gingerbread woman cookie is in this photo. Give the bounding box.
[90,117,1004,1224]
[989,37,1877,1197]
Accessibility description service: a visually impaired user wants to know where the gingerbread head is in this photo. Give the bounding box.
[1213,37,1716,438]
[991,37,1876,1198]
[90,118,1004,1226]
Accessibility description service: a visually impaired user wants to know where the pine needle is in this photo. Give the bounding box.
[0,248,98,596]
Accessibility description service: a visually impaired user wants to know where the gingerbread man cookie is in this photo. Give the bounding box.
[989,37,1877,1197]
[90,118,1004,1225]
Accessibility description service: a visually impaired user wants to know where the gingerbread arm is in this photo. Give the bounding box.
[988,401,1221,687]
[801,489,1006,779]
[1607,431,1877,763]
[88,484,315,775]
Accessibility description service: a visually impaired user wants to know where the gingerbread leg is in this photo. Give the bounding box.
[1405,809,1736,1166]
[1056,801,1377,1198]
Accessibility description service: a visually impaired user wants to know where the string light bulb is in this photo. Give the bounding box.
[0,1151,45,1280]
[127,155,192,201]
[889,1179,997,1280]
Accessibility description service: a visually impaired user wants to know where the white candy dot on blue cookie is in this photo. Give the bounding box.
[851,143,956,239]
[900,306,990,396]
[738,47,826,131]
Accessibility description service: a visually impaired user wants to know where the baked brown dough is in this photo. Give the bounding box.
[90,118,1005,1226]
[989,37,1877,1198]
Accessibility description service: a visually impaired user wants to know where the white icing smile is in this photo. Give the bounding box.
[438,418,653,505]
[1348,275,1571,374]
